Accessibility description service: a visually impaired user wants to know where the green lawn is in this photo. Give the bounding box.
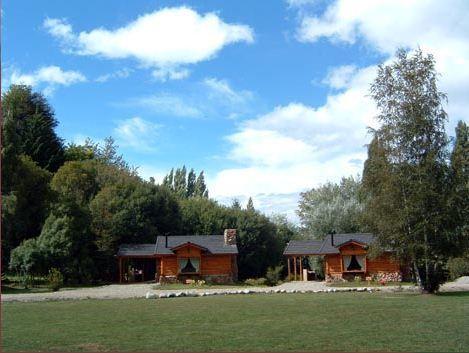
[2,292,468,352]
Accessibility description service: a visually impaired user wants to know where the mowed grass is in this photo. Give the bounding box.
[2,292,468,352]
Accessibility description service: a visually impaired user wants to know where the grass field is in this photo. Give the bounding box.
[2,292,468,352]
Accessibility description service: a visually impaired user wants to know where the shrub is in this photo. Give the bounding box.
[244,278,267,286]
[265,265,283,286]
[447,257,469,280]
[47,268,64,291]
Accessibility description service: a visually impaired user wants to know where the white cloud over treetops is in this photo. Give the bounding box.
[44,7,254,80]
[113,117,162,152]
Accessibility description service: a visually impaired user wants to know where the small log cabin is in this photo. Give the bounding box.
[284,233,402,282]
[117,229,238,284]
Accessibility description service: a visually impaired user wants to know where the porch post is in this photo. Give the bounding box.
[119,257,122,284]
[299,256,303,281]
[293,256,297,281]
[287,256,291,281]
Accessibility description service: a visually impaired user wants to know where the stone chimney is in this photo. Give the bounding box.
[224,229,237,245]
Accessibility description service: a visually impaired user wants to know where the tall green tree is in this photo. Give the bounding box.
[447,121,469,253]
[186,168,196,197]
[194,171,208,198]
[298,176,364,239]
[173,166,187,197]
[363,48,451,292]
[246,197,255,212]
[1,85,65,174]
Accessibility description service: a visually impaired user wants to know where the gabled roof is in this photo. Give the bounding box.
[118,235,238,257]
[284,233,375,256]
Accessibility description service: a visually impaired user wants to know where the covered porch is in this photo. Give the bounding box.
[117,256,158,283]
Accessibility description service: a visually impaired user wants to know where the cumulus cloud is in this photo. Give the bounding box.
[113,117,162,152]
[9,65,86,95]
[10,65,86,87]
[44,7,254,80]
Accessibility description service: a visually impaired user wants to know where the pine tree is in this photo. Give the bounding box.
[246,197,255,211]
[232,199,241,209]
[186,169,196,197]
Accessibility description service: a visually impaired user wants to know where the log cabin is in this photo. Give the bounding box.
[283,233,402,282]
[117,229,238,284]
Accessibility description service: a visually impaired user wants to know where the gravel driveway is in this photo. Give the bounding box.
[3,277,468,302]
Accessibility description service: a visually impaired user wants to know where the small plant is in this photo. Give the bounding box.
[354,275,362,283]
[47,268,64,292]
[446,256,469,280]
[265,266,283,286]
[244,278,267,286]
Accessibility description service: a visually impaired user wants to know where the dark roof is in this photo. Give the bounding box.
[117,244,156,256]
[284,233,375,256]
[283,240,323,255]
[118,235,238,257]
[155,235,237,255]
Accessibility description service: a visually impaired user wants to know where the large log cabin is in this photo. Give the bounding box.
[284,233,402,282]
[117,229,238,284]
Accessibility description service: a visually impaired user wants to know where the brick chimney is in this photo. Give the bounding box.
[224,229,237,245]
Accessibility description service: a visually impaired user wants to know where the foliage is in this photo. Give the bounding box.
[362,48,452,293]
[244,277,267,286]
[46,268,64,291]
[298,176,364,239]
[2,156,52,267]
[308,256,325,279]
[163,166,208,198]
[9,238,48,276]
[265,265,283,286]
[446,256,469,280]
[1,84,64,175]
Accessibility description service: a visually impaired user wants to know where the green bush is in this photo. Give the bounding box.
[244,278,267,286]
[265,266,283,286]
[47,268,64,291]
[447,257,469,280]
[308,256,324,279]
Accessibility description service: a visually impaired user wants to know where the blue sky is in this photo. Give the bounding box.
[3,0,468,221]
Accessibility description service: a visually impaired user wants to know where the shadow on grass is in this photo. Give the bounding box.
[436,291,469,297]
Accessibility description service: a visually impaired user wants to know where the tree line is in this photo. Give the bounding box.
[2,85,299,283]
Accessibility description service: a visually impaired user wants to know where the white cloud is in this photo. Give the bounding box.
[152,67,190,82]
[113,117,161,152]
[133,94,203,118]
[128,78,254,119]
[296,0,469,125]
[322,64,357,90]
[10,65,86,91]
[95,68,133,83]
[203,77,253,104]
[44,7,254,80]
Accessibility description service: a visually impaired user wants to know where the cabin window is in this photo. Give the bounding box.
[343,255,365,271]
[178,257,200,274]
